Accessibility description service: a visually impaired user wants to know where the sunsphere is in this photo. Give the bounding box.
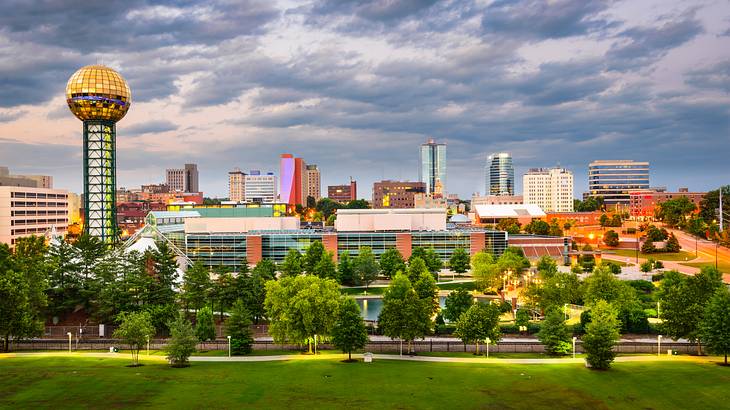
[66,65,131,122]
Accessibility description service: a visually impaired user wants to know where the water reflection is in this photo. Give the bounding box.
[356,296,447,322]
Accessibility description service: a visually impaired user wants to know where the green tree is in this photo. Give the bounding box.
[149,242,179,307]
[251,259,277,281]
[165,313,198,367]
[536,256,558,279]
[664,233,680,253]
[582,265,637,308]
[0,268,35,352]
[454,302,501,355]
[182,262,211,312]
[240,269,268,324]
[379,248,406,279]
[603,230,619,247]
[659,267,723,354]
[337,251,356,286]
[225,300,254,355]
[378,273,431,353]
[354,247,379,289]
[449,248,470,275]
[406,257,429,283]
[315,198,342,219]
[527,271,582,313]
[113,311,155,366]
[279,249,303,278]
[12,236,49,331]
[496,218,521,234]
[538,309,572,356]
[701,288,730,365]
[314,251,338,280]
[195,306,216,342]
[414,270,439,316]
[582,300,620,370]
[331,298,368,361]
[410,247,443,275]
[345,199,370,209]
[515,308,530,328]
[655,196,696,228]
[303,241,325,275]
[212,268,238,321]
[444,288,474,322]
[265,275,341,353]
[548,219,563,236]
[524,219,550,235]
[472,251,498,291]
[46,238,82,317]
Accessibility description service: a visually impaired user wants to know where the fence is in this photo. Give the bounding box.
[10,338,699,355]
[42,325,270,340]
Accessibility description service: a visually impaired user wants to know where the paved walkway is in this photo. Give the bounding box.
[0,351,712,365]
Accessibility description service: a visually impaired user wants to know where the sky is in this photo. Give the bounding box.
[0,0,728,199]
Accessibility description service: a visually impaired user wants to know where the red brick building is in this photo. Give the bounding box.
[629,189,704,220]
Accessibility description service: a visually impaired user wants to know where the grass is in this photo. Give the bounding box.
[1,355,729,409]
[608,249,697,262]
[680,261,730,274]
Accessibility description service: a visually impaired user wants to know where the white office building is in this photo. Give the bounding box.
[245,171,277,203]
[523,167,574,213]
[0,186,69,246]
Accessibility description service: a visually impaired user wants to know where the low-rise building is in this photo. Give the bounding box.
[472,204,546,225]
[372,180,426,209]
[629,189,705,220]
[328,180,357,203]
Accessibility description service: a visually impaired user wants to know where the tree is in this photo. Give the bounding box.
[641,239,656,254]
[532,271,582,313]
[646,225,668,242]
[536,256,558,279]
[575,197,603,212]
[11,236,49,332]
[314,251,338,280]
[582,265,637,308]
[454,302,501,355]
[414,270,439,316]
[515,308,530,328]
[659,267,723,354]
[701,288,730,365]
[265,275,341,353]
[337,251,356,286]
[699,186,730,226]
[195,306,216,342]
[315,198,343,219]
[378,273,432,353]
[524,219,550,235]
[113,311,155,366]
[410,247,442,275]
[251,259,277,281]
[240,269,268,324]
[345,199,370,209]
[182,262,211,312]
[379,248,406,279]
[603,230,619,247]
[444,288,474,322]
[165,313,198,367]
[354,247,379,289]
[149,242,179,307]
[472,251,498,291]
[538,309,572,356]
[331,298,368,361]
[225,300,254,355]
[46,238,82,317]
[279,249,303,277]
[0,268,34,352]
[664,233,680,253]
[655,196,696,228]
[406,257,429,283]
[449,248,470,275]
[599,214,609,228]
[303,241,325,275]
[582,300,620,370]
[496,218,521,234]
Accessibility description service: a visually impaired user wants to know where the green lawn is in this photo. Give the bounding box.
[1,355,729,409]
[608,249,697,262]
[681,261,730,274]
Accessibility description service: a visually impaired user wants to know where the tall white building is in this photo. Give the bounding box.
[523,167,574,213]
[245,171,277,203]
[485,153,514,196]
[228,168,246,202]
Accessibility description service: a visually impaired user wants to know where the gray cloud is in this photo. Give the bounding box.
[0,110,26,122]
[685,60,730,93]
[481,0,613,39]
[124,120,179,136]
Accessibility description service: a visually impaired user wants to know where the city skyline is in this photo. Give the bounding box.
[0,0,728,198]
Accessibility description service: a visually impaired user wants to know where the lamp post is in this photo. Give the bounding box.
[657,334,662,356]
[485,338,490,358]
[572,336,577,359]
[227,335,231,358]
[67,332,72,353]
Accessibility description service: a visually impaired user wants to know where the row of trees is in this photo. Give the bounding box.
[494,218,564,236]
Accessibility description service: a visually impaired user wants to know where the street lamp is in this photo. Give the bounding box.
[485,337,490,358]
[227,335,232,358]
[572,336,577,359]
[657,335,662,356]
[67,332,72,353]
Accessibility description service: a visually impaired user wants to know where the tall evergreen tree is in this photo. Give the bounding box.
[225,300,254,355]
[280,249,303,278]
[182,262,212,313]
[303,241,325,275]
[332,298,368,361]
[337,251,356,286]
[354,247,379,289]
[379,248,406,278]
[314,251,338,280]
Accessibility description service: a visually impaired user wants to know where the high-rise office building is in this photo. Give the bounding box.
[372,180,426,209]
[588,160,650,207]
[280,154,308,206]
[419,138,446,195]
[306,164,321,201]
[245,171,277,203]
[523,167,574,213]
[486,153,514,196]
[167,163,199,193]
[328,179,357,203]
[228,168,246,202]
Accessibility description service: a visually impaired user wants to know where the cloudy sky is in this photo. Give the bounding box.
[0,0,728,199]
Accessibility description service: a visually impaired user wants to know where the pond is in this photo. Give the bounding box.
[356,297,447,322]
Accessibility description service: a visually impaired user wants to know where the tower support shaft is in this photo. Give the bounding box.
[83,120,118,243]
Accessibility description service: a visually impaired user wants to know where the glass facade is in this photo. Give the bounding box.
[486,153,514,196]
[588,160,650,206]
[419,140,446,195]
[411,231,470,260]
[261,231,323,261]
[186,234,247,268]
[337,232,397,258]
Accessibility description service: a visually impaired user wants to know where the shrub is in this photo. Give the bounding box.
[651,273,665,282]
[641,240,656,254]
[195,306,216,342]
[515,308,530,328]
[538,310,572,356]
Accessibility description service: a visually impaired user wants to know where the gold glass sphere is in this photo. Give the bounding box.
[66,65,132,122]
